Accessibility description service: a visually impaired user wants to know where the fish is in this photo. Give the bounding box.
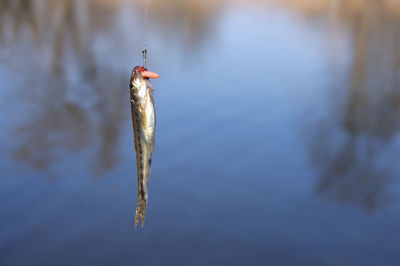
[129,66,159,228]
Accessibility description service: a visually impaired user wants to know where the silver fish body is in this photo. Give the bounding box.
[129,66,156,228]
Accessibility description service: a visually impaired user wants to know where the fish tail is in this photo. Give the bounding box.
[134,196,147,228]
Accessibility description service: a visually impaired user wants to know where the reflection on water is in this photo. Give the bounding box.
[1,0,400,265]
[0,0,222,175]
[2,0,398,203]
[301,0,400,210]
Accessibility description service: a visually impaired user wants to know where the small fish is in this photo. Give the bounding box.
[129,66,159,228]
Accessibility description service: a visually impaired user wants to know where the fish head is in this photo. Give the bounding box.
[131,66,159,85]
[130,66,159,99]
[130,66,146,91]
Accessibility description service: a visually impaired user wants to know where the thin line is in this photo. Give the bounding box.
[143,0,149,50]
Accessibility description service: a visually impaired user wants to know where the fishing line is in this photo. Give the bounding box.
[142,0,149,68]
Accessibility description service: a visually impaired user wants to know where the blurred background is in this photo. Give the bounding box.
[1,0,400,265]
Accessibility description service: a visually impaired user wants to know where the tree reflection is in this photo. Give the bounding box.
[2,0,400,192]
[304,0,400,210]
[0,0,221,175]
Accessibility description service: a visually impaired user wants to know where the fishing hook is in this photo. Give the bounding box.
[142,49,147,69]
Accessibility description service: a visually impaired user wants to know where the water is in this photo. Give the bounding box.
[1,0,400,265]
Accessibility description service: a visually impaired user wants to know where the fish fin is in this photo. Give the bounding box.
[135,197,147,228]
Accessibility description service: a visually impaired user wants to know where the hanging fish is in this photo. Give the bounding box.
[129,62,159,228]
